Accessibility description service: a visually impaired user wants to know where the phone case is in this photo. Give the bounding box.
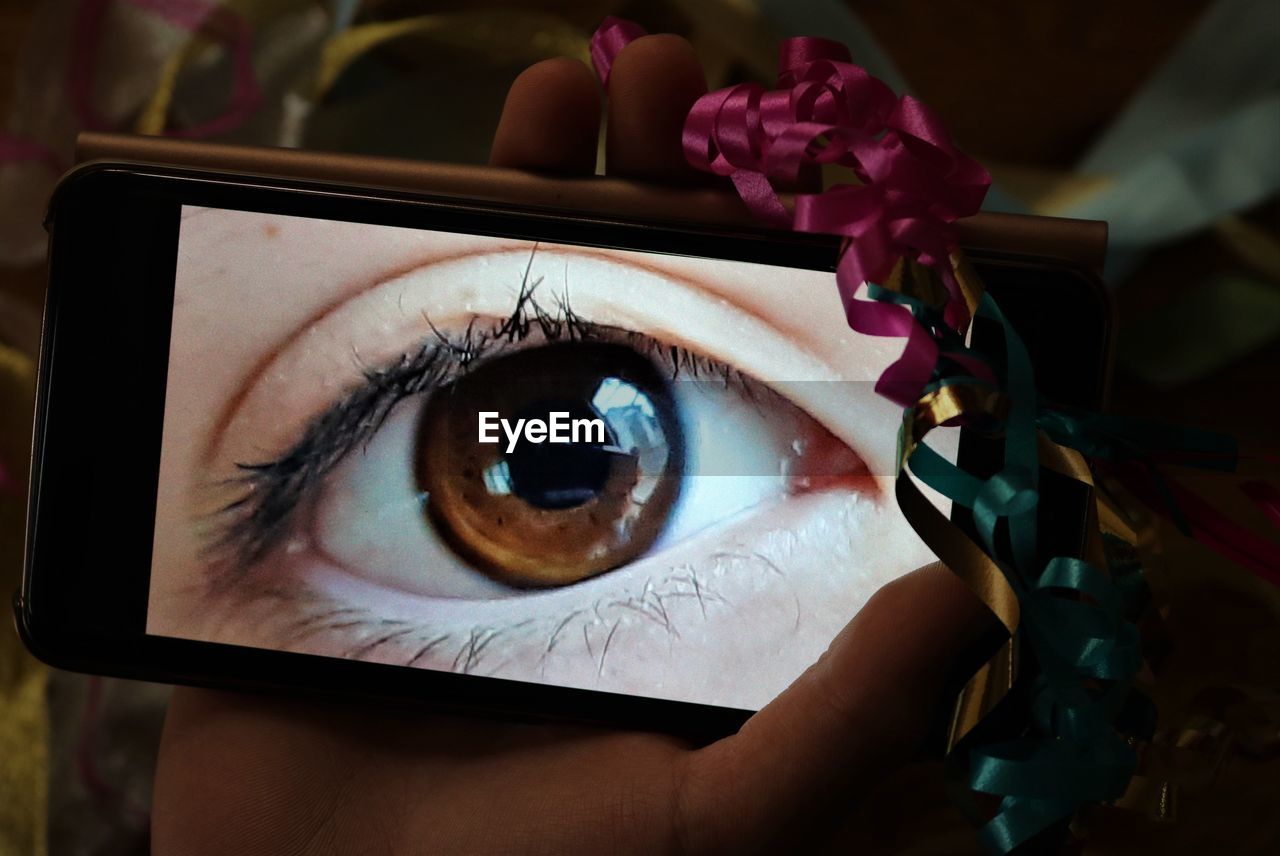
[75,132,1108,276]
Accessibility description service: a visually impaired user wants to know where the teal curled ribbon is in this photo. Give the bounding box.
[1038,406,1238,536]
[894,291,1175,852]
[884,276,1243,852]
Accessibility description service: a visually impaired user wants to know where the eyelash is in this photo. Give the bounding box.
[266,558,738,676]
[206,252,760,574]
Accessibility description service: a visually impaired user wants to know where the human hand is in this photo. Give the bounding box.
[152,35,991,855]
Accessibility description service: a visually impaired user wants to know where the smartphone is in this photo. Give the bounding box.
[15,157,1110,738]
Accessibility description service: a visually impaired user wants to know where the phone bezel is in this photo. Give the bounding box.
[15,163,1111,739]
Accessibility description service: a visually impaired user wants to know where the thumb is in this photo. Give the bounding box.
[674,561,997,851]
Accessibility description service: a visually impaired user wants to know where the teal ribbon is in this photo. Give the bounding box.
[894,291,1152,853]
[1039,407,1238,470]
[890,262,1239,849]
[872,265,1243,850]
[1039,405,1239,535]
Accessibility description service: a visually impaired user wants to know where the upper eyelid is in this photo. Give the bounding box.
[198,243,531,469]
[204,245,842,478]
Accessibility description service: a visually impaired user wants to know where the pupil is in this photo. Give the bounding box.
[504,399,618,510]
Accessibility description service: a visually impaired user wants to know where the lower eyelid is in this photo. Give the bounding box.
[212,490,880,680]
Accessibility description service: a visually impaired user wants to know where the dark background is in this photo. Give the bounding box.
[0,2,1277,853]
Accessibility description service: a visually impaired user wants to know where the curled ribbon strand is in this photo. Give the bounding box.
[590,16,1274,853]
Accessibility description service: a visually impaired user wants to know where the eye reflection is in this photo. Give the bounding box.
[417,343,684,588]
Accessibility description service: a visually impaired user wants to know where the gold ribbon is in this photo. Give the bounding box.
[311,10,591,102]
[137,4,594,137]
[0,342,45,856]
[136,0,313,135]
[885,253,1024,750]
[890,256,1172,826]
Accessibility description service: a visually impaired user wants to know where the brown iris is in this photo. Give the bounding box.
[415,343,684,588]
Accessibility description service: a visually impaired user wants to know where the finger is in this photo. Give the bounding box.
[604,34,708,182]
[677,561,999,851]
[490,57,600,174]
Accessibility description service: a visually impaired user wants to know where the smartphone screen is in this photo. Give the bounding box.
[144,205,942,712]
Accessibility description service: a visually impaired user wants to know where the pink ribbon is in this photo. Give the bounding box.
[1242,480,1280,531]
[1109,464,1280,584]
[589,16,646,88]
[70,0,261,139]
[0,1,263,175]
[590,17,990,407]
[0,133,67,175]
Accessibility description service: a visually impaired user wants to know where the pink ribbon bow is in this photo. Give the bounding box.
[590,18,991,407]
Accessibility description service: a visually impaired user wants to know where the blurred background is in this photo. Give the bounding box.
[0,1,1277,853]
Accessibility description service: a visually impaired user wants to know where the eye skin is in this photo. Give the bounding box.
[148,208,934,711]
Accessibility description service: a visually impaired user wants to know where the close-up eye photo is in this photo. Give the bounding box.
[0,2,1276,855]
[147,210,925,710]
